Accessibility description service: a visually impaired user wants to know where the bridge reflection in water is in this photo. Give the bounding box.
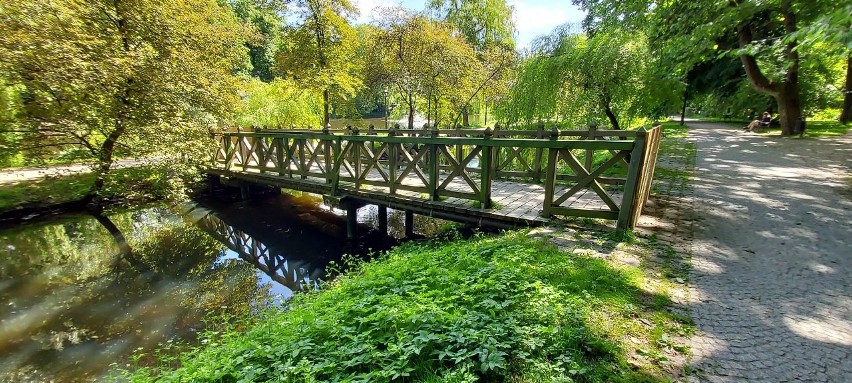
[185,194,402,299]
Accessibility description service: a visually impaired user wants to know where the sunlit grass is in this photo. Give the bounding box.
[756,120,850,138]
[0,167,190,214]
[125,231,690,382]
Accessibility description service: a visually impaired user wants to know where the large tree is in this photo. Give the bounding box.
[0,0,248,204]
[573,0,837,135]
[427,0,515,126]
[367,10,480,129]
[276,0,361,127]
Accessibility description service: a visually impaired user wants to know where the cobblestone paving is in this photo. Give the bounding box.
[684,123,852,382]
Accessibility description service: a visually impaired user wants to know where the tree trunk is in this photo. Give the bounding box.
[776,84,802,136]
[87,123,124,207]
[323,89,330,127]
[680,87,688,126]
[462,107,469,127]
[736,3,802,136]
[407,93,415,129]
[603,99,620,130]
[841,56,852,125]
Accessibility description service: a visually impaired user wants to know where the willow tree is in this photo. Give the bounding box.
[0,0,247,205]
[573,0,838,135]
[504,26,677,129]
[277,0,361,127]
[426,0,515,50]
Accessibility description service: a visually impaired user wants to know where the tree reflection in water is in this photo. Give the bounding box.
[0,192,443,381]
[0,207,271,382]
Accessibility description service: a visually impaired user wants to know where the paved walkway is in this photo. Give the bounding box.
[0,158,154,186]
[685,122,852,382]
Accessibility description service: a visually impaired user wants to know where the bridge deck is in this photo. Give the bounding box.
[211,164,623,228]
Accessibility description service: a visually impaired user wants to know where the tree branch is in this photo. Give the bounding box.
[737,24,779,95]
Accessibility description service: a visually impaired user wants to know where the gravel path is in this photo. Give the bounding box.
[685,122,852,382]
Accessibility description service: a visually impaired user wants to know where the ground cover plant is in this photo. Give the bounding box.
[126,230,690,382]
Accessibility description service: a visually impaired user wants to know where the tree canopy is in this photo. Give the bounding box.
[573,0,848,134]
[0,0,248,199]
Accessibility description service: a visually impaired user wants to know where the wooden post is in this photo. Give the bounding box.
[404,210,414,238]
[323,125,332,184]
[346,205,358,240]
[276,137,285,177]
[378,205,388,235]
[533,122,545,182]
[617,128,647,231]
[224,135,233,171]
[493,124,501,178]
[298,135,307,180]
[429,125,439,201]
[585,121,597,172]
[480,127,494,209]
[351,126,361,189]
[389,125,398,195]
[330,136,342,196]
[541,127,560,217]
[455,124,464,169]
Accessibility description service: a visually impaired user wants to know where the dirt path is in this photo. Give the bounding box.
[684,122,851,382]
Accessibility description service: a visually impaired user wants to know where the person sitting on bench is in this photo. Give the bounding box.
[744,111,771,132]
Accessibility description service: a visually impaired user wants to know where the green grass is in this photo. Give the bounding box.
[755,120,850,138]
[0,166,193,214]
[0,172,95,212]
[125,231,689,383]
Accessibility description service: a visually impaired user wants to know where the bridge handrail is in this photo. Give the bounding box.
[239,123,642,139]
[212,124,662,230]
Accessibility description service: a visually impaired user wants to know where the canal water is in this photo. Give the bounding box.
[0,192,452,382]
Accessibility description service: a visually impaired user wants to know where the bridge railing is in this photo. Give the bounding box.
[213,124,661,230]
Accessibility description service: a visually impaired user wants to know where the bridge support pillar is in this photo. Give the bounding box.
[404,210,414,238]
[377,205,388,235]
[240,183,251,200]
[346,205,358,240]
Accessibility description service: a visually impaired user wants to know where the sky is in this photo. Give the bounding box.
[353,0,587,50]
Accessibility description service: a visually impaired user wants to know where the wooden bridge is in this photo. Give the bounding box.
[208,124,662,236]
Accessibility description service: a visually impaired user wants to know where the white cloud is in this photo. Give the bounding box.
[352,0,586,50]
[509,0,585,49]
[354,0,402,24]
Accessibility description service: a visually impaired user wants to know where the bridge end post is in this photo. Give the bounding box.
[616,128,647,232]
[540,128,560,218]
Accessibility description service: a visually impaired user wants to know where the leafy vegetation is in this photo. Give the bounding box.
[126,231,689,382]
[501,26,679,130]
[0,0,247,200]
[572,0,850,135]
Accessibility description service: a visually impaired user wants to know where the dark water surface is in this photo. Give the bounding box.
[0,193,449,382]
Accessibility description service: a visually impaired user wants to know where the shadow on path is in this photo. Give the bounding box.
[684,123,851,382]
